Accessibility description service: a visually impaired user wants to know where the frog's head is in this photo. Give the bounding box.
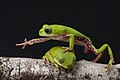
[39,24,66,37]
[39,24,53,36]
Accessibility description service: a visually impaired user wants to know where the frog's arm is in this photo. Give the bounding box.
[69,34,75,50]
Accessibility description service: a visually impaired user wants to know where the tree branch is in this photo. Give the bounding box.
[0,57,120,80]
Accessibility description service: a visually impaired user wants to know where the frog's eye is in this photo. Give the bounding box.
[45,27,52,34]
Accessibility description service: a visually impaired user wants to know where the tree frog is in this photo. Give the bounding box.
[39,24,114,66]
[16,24,114,67]
[43,46,76,71]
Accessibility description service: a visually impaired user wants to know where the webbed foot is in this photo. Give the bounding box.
[105,65,113,73]
[42,56,50,65]
[105,60,115,73]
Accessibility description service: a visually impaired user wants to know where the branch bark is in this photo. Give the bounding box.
[0,57,120,80]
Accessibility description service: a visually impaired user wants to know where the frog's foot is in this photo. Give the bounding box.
[62,47,74,53]
[105,59,115,71]
[42,56,50,65]
[104,65,113,73]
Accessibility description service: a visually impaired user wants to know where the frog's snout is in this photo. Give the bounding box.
[39,30,42,33]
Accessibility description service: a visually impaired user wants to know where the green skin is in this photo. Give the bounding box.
[43,46,76,71]
[39,24,114,66]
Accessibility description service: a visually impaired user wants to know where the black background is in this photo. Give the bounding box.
[0,0,120,64]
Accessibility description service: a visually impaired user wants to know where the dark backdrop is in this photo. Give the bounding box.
[0,0,120,64]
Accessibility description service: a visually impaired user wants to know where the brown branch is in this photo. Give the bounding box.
[0,57,120,80]
[16,36,67,49]
[16,38,51,49]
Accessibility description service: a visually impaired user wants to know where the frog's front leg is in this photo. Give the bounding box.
[63,34,75,52]
[69,34,75,50]
[96,44,114,66]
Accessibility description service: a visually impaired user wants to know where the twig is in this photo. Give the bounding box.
[16,38,51,49]
[16,36,67,49]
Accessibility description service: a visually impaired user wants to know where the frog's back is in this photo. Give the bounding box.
[50,24,90,41]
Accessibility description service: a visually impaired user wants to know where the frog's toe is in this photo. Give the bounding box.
[105,65,113,73]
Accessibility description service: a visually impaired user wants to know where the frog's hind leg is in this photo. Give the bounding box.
[42,55,50,65]
[42,51,60,72]
[96,44,114,66]
[42,51,53,65]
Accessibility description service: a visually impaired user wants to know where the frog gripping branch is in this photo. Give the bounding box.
[16,24,114,68]
[39,24,114,66]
